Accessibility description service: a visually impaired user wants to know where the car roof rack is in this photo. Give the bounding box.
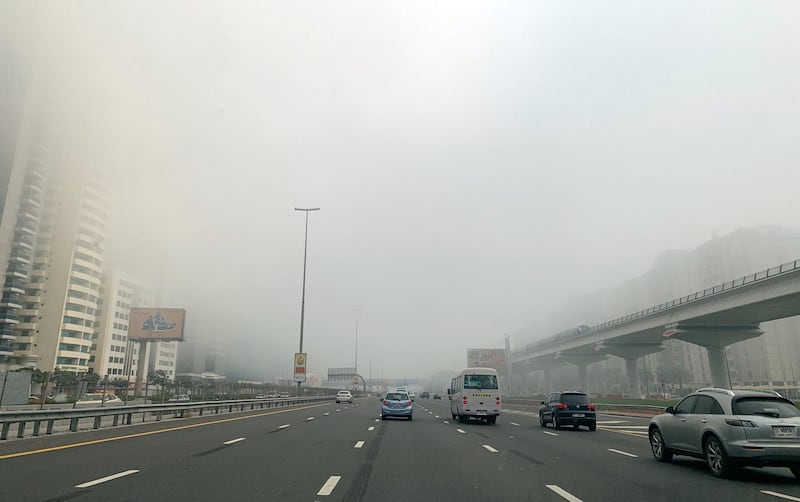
[696,387,736,396]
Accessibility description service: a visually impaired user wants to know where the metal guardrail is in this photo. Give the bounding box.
[519,259,800,353]
[0,396,333,440]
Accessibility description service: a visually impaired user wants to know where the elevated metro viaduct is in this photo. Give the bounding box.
[511,260,800,396]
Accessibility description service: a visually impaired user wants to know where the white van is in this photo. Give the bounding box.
[448,367,501,424]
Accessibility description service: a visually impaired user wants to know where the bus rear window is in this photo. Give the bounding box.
[463,374,498,389]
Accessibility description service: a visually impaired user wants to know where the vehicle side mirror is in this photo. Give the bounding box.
[665,406,675,414]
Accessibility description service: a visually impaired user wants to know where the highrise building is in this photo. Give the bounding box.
[91,270,178,381]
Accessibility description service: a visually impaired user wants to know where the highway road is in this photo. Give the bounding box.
[1,398,800,501]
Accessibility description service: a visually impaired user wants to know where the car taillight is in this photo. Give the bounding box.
[463,398,468,405]
[406,401,412,407]
[725,418,757,427]
[496,397,501,404]
[383,400,389,406]
[556,403,568,409]
[588,404,595,411]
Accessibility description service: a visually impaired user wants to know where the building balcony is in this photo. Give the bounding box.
[0,343,14,357]
[3,281,25,294]
[10,254,32,266]
[0,296,23,309]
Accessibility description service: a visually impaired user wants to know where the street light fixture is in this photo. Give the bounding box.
[295,207,320,394]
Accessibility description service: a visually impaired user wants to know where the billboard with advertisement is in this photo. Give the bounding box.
[128,308,186,341]
[294,352,307,383]
[466,348,507,371]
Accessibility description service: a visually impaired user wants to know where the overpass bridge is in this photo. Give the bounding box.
[511,259,800,395]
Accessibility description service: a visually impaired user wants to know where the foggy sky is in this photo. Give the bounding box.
[3,1,800,380]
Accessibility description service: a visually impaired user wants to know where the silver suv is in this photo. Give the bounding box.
[649,388,800,478]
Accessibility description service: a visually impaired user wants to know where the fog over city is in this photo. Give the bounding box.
[3,1,799,381]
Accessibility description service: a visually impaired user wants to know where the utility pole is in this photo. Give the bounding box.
[294,208,320,395]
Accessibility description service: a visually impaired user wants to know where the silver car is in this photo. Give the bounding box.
[649,388,800,478]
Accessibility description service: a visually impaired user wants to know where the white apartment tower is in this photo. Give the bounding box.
[91,270,178,380]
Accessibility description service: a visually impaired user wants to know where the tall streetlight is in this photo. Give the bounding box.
[295,207,320,395]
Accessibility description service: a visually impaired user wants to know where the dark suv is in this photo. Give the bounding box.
[539,391,596,431]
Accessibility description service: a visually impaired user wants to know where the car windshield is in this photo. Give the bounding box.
[386,394,408,401]
[561,394,589,406]
[733,397,800,418]
[463,375,498,390]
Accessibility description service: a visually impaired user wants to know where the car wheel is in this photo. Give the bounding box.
[649,427,672,462]
[588,422,596,432]
[573,424,580,430]
[539,413,546,427]
[459,414,466,424]
[705,435,733,478]
[408,415,412,421]
[553,416,560,430]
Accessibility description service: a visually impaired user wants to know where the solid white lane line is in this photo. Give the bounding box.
[443,420,450,424]
[354,441,365,449]
[762,491,800,502]
[306,417,315,421]
[546,484,583,502]
[223,437,246,445]
[510,422,520,426]
[368,426,375,431]
[482,444,498,453]
[456,429,466,434]
[543,431,558,436]
[76,470,139,488]
[607,448,638,458]
[317,476,342,496]
[278,424,291,429]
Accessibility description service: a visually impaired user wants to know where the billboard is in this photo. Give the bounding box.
[128,308,186,341]
[466,348,507,371]
[294,352,307,383]
[328,367,356,382]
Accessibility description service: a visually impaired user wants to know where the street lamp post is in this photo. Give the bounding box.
[295,207,320,395]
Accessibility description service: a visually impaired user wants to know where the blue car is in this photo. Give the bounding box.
[381,391,413,421]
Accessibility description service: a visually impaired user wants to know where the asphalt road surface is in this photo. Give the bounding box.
[1,399,800,501]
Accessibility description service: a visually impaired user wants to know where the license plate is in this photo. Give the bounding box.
[573,414,585,418]
[774,426,795,437]
[476,410,487,415]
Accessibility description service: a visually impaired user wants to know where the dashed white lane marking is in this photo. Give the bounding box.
[443,420,450,424]
[306,417,315,421]
[510,422,520,426]
[324,412,330,416]
[598,425,649,429]
[509,436,515,439]
[435,415,440,418]
[543,431,558,436]
[368,426,375,431]
[596,420,628,424]
[76,470,139,488]
[456,429,466,434]
[608,448,638,458]
[223,437,246,445]
[482,444,498,453]
[762,491,800,502]
[374,419,380,422]
[335,409,341,412]
[354,441,365,448]
[317,476,342,496]
[278,424,291,429]
[546,484,583,502]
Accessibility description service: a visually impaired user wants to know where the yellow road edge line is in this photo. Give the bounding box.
[0,402,330,460]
